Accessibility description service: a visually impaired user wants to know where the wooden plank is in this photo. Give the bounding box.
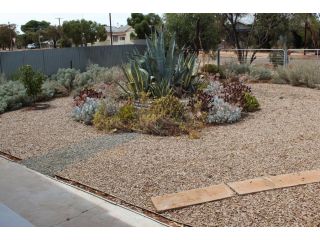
[267,169,320,189]
[227,177,275,195]
[151,184,234,212]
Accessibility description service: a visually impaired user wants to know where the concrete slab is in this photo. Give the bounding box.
[227,177,275,195]
[0,157,164,227]
[0,203,33,227]
[267,169,320,189]
[151,183,234,212]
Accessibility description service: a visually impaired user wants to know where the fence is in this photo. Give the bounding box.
[0,44,146,77]
[217,49,286,69]
[217,48,320,69]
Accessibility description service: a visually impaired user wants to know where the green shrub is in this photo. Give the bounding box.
[0,73,6,84]
[40,80,68,100]
[17,65,46,103]
[51,68,79,92]
[224,61,250,76]
[273,62,320,88]
[249,66,272,80]
[201,64,225,78]
[149,95,186,121]
[117,103,137,123]
[0,80,30,113]
[243,92,260,112]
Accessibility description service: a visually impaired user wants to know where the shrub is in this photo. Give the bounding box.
[0,80,29,113]
[51,68,79,92]
[201,64,225,78]
[72,97,100,125]
[117,103,137,124]
[224,61,250,76]
[0,73,6,84]
[149,95,186,121]
[40,80,68,100]
[93,102,136,131]
[207,97,241,124]
[249,66,272,80]
[243,92,260,112]
[273,62,320,88]
[222,80,251,108]
[16,65,46,103]
[269,51,284,67]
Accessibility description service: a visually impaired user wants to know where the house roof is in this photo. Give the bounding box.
[105,25,132,33]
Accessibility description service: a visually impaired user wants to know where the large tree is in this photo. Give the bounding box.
[62,19,107,47]
[21,20,50,33]
[164,13,221,52]
[127,13,162,39]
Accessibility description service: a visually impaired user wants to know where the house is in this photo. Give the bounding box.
[105,25,135,45]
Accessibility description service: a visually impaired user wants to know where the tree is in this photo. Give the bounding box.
[164,13,220,52]
[221,13,291,63]
[21,20,50,33]
[289,14,320,50]
[127,13,162,39]
[62,19,107,47]
[0,24,16,50]
[17,65,45,104]
[43,25,61,48]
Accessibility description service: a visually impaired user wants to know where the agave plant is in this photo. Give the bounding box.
[119,62,150,99]
[122,31,198,99]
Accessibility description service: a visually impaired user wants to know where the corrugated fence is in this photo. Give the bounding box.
[0,44,146,77]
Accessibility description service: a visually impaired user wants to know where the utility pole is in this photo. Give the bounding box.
[55,17,63,26]
[109,13,113,46]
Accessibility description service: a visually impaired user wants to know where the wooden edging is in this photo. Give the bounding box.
[151,169,320,212]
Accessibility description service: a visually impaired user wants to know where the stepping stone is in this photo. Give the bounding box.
[227,177,275,195]
[151,183,234,212]
[267,169,320,189]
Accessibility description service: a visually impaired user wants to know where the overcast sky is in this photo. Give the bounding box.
[0,13,138,33]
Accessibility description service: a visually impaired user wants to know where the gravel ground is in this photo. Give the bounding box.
[58,83,320,226]
[22,133,137,176]
[0,97,103,159]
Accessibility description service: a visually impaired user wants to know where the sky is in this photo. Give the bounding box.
[0,13,136,33]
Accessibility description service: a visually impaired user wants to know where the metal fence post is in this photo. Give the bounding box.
[283,49,287,67]
[217,48,221,70]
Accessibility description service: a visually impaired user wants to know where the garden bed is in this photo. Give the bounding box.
[1,83,320,226]
[56,83,320,226]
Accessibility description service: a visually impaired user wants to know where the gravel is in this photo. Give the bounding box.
[22,133,137,176]
[0,97,103,159]
[58,83,320,226]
